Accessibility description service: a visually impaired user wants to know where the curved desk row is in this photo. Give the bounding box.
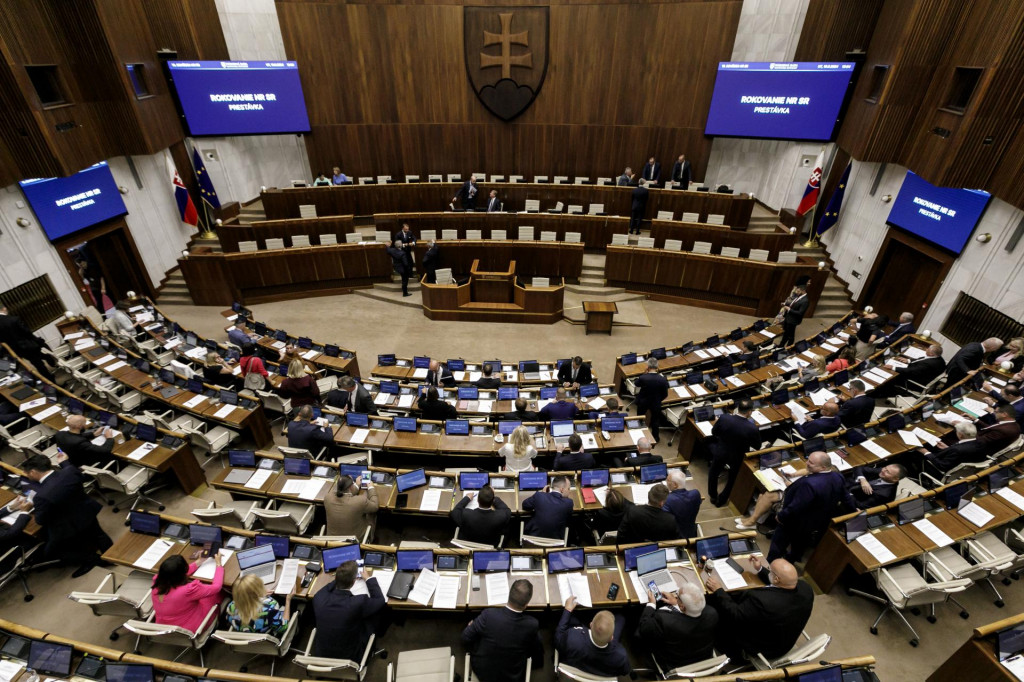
[649,219,796,259]
[216,214,355,252]
[261,181,755,227]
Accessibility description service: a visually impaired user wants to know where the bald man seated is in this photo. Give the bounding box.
[54,414,116,468]
[554,597,631,677]
[793,400,842,439]
[705,556,814,662]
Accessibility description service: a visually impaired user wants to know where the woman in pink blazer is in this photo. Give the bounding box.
[151,554,224,633]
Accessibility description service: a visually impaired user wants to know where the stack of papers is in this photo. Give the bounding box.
[408,569,440,605]
[32,404,62,422]
[751,410,771,426]
[183,395,207,409]
[127,442,158,460]
[349,428,370,444]
[810,389,838,406]
[244,469,273,489]
[373,393,390,405]
[486,572,510,605]
[695,421,714,437]
[420,488,443,511]
[787,402,808,424]
[627,428,646,445]
[631,483,654,505]
[711,560,747,590]
[556,572,593,607]
[690,384,709,396]
[854,533,897,563]
[18,398,45,412]
[433,575,461,609]
[996,487,1024,511]
[897,430,923,447]
[958,502,994,527]
[860,440,890,459]
[93,353,116,365]
[954,398,991,418]
[397,394,416,408]
[302,350,319,360]
[588,396,606,410]
[193,549,235,579]
[134,538,173,570]
[912,427,941,446]
[726,376,746,387]
[904,346,927,359]
[827,452,852,471]
[754,469,788,492]
[1002,655,1024,681]
[63,331,85,341]
[911,519,953,547]
[761,330,776,338]
[591,486,609,506]
[212,404,237,419]
[673,386,691,399]
[106,360,128,371]
[163,338,182,350]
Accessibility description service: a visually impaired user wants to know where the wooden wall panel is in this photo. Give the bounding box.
[276,0,742,182]
[142,0,229,60]
[795,0,884,62]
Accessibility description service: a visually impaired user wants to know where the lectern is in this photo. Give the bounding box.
[470,259,516,303]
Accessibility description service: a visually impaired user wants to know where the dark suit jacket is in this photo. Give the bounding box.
[617,503,678,544]
[928,438,990,471]
[327,385,377,415]
[631,185,650,211]
[474,377,502,389]
[641,162,661,183]
[312,578,386,659]
[663,488,701,539]
[553,450,596,470]
[462,606,543,682]
[456,181,478,208]
[387,246,410,274]
[54,430,114,468]
[418,396,456,421]
[850,465,898,509]
[795,415,842,439]
[450,496,511,546]
[287,419,334,452]
[946,342,984,385]
[554,610,631,677]
[33,462,104,562]
[557,363,592,386]
[708,567,814,659]
[0,505,30,554]
[634,372,669,409]
[522,490,573,539]
[882,322,916,345]
[504,409,539,422]
[977,420,1021,456]
[0,313,44,354]
[485,196,502,213]
[426,365,456,388]
[839,394,874,428]
[777,471,854,542]
[897,356,945,387]
[711,413,761,461]
[670,160,692,186]
[783,294,809,325]
[422,245,439,272]
[637,603,718,670]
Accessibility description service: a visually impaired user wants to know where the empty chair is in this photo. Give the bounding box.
[610,233,629,246]
[519,226,535,240]
[358,177,373,185]
[524,199,540,212]
[564,232,581,243]
[664,239,682,252]
[653,654,728,680]
[238,241,258,253]
[374,231,391,243]
[573,177,588,185]
[720,246,740,258]
[293,628,378,681]
[751,632,832,670]
[531,277,550,287]
[191,500,258,529]
[534,175,549,183]
[428,174,443,182]
[435,268,454,285]
[390,647,455,682]
[346,233,362,243]
[749,248,769,262]
[447,174,462,182]
[465,229,482,240]
[509,175,524,183]
[777,250,798,263]
[588,203,604,215]
[441,229,458,240]
[491,229,506,241]
[298,204,317,218]
[553,176,568,184]
[472,172,486,182]
[68,570,154,642]
[550,201,564,213]
[490,175,504,183]
[681,211,699,222]
[567,204,583,214]
[319,233,338,245]
[405,175,420,183]
[81,462,164,513]
[596,177,612,185]
[251,499,315,535]
[655,210,674,221]
[707,213,726,224]
[637,237,655,248]
[540,231,557,242]
[691,241,712,254]
[377,175,391,184]
[520,522,568,547]
[291,234,310,247]
[420,229,437,241]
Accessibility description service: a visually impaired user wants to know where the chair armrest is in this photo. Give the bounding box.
[463,653,472,682]
[298,504,315,529]
[387,662,394,682]
[194,603,221,639]
[122,467,150,486]
[359,633,375,671]
[305,628,317,655]
[448,655,455,682]
[96,572,115,594]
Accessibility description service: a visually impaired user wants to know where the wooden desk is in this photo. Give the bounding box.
[471,259,516,303]
[582,301,617,335]
[421,272,566,324]
[412,239,583,281]
[649,220,796,259]
[217,215,355,252]
[929,613,1024,682]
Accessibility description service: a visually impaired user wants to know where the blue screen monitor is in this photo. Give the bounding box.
[621,352,637,366]
[397,468,428,492]
[228,449,256,467]
[519,471,548,490]
[581,469,609,487]
[283,457,311,476]
[396,550,433,571]
[458,386,479,400]
[997,624,1024,662]
[394,417,418,432]
[640,463,668,483]
[255,534,290,559]
[28,641,74,677]
[322,544,361,571]
[459,472,490,490]
[886,170,992,253]
[704,62,856,141]
[166,61,311,136]
[473,551,510,573]
[19,162,128,241]
[377,354,396,366]
[448,359,466,371]
[694,534,730,560]
[413,356,431,369]
[135,423,157,443]
[339,464,370,479]
[498,387,519,400]
[795,664,842,682]
[623,543,659,571]
[104,664,154,682]
[601,416,625,432]
[499,420,521,435]
[446,419,470,435]
[188,524,223,546]
[345,412,369,427]
[579,383,600,398]
[378,380,399,395]
[540,387,558,399]
[547,548,585,573]
[129,510,161,536]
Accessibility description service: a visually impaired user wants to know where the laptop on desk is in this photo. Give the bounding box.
[636,548,677,593]
[521,361,541,381]
[236,544,278,583]
[550,420,574,447]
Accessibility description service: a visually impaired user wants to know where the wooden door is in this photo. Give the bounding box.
[858,229,954,324]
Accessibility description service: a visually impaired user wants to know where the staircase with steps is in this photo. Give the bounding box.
[155,236,223,306]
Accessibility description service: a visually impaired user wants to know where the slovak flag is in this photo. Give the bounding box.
[796,150,825,216]
[166,155,199,227]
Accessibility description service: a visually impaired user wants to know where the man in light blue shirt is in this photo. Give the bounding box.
[227,320,252,347]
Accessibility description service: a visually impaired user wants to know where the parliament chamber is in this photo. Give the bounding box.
[1,1,1024,682]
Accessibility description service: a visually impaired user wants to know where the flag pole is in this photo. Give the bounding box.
[198,198,216,240]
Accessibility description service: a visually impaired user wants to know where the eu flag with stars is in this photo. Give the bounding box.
[816,161,851,236]
[192,148,220,209]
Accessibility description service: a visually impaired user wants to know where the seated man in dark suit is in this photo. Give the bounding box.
[981,383,1024,429]
[539,388,579,421]
[326,375,379,415]
[474,363,502,389]
[311,560,386,660]
[975,404,1021,456]
[417,387,457,421]
[553,433,595,470]
[793,400,842,439]
[613,436,663,467]
[637,582,718,672]
[922,421,987,473]
[557,356,592,390]
[555,599,630,678]
[287,405,334,453]
[838,380,874,428]
[450,485,511,547]
[505,397,538,422]
[705,557,813,662]
[663,469,701,539]
[878,312,916,346]
[462,579,543,682]
[522,476,573,540]
[945,337,1002,386]
[849,463,907,509]
[0,499,31,554]
[873,344,945,399]
[54,414,115,468]
[617,483,678,544]
[426,360,456,388]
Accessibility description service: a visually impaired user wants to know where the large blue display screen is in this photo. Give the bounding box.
[167,61,311,136]
[886,171,991,253]
[19,162,127,241]
[704,62,855,141]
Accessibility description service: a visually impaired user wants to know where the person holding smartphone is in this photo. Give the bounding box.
[637,582,718,671]
[325,474,378,541]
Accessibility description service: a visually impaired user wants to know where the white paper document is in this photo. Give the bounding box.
[163,338,182,350]
[955,398,990,418]
[370,570,395,600]
[270,558,300,594]
[860,440,890,459]
[904,346,927,359]
[105,360,128,372]
[31,404,62,422]
[690,384,709,396]
[485,572,510,605]
[556,572,593,607]
[18,398,45,412]
[408,568,440,605]
[244,469,273,489]
[193,549,235,579]
[810,389,838,406]
[827,451,852,471]
[695,421,714,437]
[912,427,941,447]
[63,331,85,341]
[710,560,747,590]
[349,428,370,444]
[627,428,646,445]
[996,487,1024,511]
[911,519,954,547]
[212,404,237,419]
[0,660,25,682]
[588,396,606,410]
[298,479,325,500]
[631,483,654,505]
[751,410,771,426]
[420,488,443,511]
[397,394,415,408]
[411,367,428,379]
[706,347,722,357]
[478,400,494,413]
[787,402,808,424]
[754,468,788,492]
[673,386,691,399]
[302,350,319,360]
[694,349,710,359]
[854,533,897,564]
[820,343,839,353]
[761,329,776,338]
[627,570,647,600]
[433,575,461,609]
[726,376,745,387]
[373,393,390,405]
[592,486,609,506]
[134,538,174,570]
[1002,655,1024,682]
[127,441,158,460]
[958,502,994,527]
[897,430,922,447]
[74,339,96,351]
[93,353,116,365]
[183,395,207,409]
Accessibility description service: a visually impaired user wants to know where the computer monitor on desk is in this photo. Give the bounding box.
[519,471,548,490]
[473,551,511,572]
[323,544,361,571]
[397,468,428,493]
[104,663,155,682]
[459,472,490,490]
[694,534,730,560]
[446,419,470,436]
[547,548,585,573]
[28,641,74,678]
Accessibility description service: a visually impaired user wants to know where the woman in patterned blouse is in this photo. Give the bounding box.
[226,574,294,635]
